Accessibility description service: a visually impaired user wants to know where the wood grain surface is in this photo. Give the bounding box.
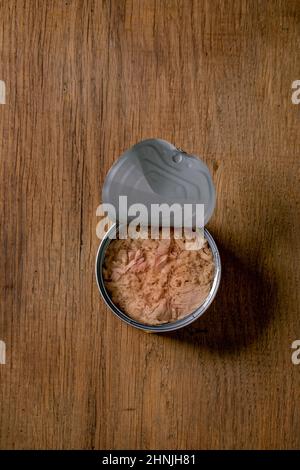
[1,0,300,450]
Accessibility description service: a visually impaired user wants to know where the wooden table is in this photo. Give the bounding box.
[0,0,300,450]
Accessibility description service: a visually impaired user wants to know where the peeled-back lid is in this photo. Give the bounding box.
[102,139,215,227]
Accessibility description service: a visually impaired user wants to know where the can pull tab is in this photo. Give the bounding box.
[172,147,188,163]
[172,152,182,163]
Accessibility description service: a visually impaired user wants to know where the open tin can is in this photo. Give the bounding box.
[95,139,221,332]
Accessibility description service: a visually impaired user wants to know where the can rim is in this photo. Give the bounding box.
[95,224,221,332]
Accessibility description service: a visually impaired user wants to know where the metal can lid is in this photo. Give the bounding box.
[102,138,215,227]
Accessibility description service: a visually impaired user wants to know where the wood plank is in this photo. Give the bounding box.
[0,0,299,449]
